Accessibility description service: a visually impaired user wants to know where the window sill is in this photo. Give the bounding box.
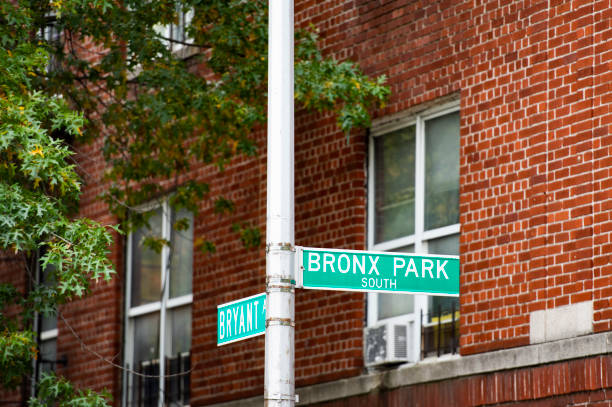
[171,45,199,60]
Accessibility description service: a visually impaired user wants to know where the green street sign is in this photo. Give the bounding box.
[217,293,266,346]
[296,247,459,296]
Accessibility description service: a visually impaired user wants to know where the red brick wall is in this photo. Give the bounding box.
[590,0,612,333]
[190,135,267,404]
[191,113,369,405]
[0,253,28,404]
[309,355,612,407]
[56,136,124,403]
[459,0,612,354]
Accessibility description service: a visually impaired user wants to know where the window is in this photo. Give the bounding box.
[39,14,63,73]
[33,262,59,385]
[30,255,67,398]
[123,202,193,407]
[367,102,460,359]
[155,4,194,55]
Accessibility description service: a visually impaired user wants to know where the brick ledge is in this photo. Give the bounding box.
[209,332,612,406]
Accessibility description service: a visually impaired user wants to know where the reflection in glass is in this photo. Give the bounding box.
[170,210,193,299]
[378,294,414,320]
[40,264,58,332]
[374,125,416,243]
[133,312,160,365]
[425,112,460,231]
[131,209,163,307]
[165,305,191,406]
[427,234,459,257]
[41,314,57,332]
[39,338,57,375]
[166,306,191,356]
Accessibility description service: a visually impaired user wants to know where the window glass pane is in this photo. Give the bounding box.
[424,112,460,230]
[374,125,416,243]
[171,6,188,44]
[133,312,160,366]
[40,264,58,331]
[427,234,460,318]
[166,305,191,356]
[131,209,163,307]
[378,293,414,320]
[165,306,191,406]
[43,22,61,44]
[170,209,193,298]
[41,314,57,332]
[377,245,415,320]
[39,338,57,375]
[427,233,459,256]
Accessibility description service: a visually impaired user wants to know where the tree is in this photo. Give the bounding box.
[43,0,389,244]
[1,0,388,404]
[0,2,116,405]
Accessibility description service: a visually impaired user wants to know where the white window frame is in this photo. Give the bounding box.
[122,200,193,407]
[154,6,195,58]
[367,100,460,360]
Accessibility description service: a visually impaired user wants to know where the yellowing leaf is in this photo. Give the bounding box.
[29,145,44,157]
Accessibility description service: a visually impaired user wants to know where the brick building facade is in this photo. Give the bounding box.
[2,0,612,406]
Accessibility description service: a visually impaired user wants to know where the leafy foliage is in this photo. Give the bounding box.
[0,2,117,299]
[1,0,117,403]
[30,0,389,240]
[29,373,111,407]
[0,330,37,389]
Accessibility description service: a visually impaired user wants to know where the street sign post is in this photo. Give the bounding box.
[217,293,266,346]
[296,247,459,296]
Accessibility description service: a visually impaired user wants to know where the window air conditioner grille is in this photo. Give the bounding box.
[393,324,407,359]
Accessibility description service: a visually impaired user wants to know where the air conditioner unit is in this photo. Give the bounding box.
[364,322,414,367]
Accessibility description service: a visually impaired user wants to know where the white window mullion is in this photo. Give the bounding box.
[167,294,193,309]
[367,134,376,250]
[413,115,428,361]
[367,135,377,325]
[128,302,162,318]
[371,235,416,252]
[414,115,426,252]
[422,224,461,242]
[40,329,58,342]
[122,232,133,407]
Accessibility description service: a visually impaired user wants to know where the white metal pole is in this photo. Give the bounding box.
[158,202,170,407]
[265,0,295,406]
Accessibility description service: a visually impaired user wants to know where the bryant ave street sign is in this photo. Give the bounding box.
[217,293,266,346]
[296,247,459,296]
